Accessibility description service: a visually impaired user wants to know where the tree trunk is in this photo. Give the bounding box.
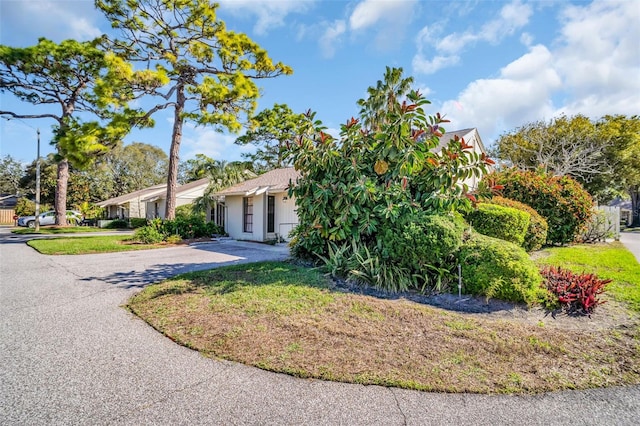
[165,83,185,220]
[55,159,69,226]
[630,185,640,227]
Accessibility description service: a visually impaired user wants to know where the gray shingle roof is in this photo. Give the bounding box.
[97,184,167,207]
[216,168,300,196]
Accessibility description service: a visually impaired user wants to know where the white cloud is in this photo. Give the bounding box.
[181,127,253,162]
[437,45,561,142]
[319,20,347,58]
[219,0,315,35]
[413,0,532,75]
[0,0,103,43]
[412,55,460,75]
[348,0,418,51]
[552,0,640,117]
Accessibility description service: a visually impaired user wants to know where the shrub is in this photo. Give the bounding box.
[15,198,51,216]
[165,234,183,244]
[377,212,466,271]
[540,266,611,316]
[487,196,548,251]
[129,218,148,229]
[132,226,164,244]
[488,168,593,245]
[467,204,529,247]
[457,233,543,304]
[104,219,128,229]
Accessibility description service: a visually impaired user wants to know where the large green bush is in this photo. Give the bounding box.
[457,233,543,304]
[487,196,548,251]
[378,212,466,270]
[466,204,530,247]
[488,168,593,245]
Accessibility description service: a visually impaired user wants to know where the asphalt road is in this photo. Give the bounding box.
[1,228,639,425]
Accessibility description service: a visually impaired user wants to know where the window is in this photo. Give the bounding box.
[267,195,275,233]
[243,197,253,233]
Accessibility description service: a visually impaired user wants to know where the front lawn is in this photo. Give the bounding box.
[13,226,112,235]
[27,235,168,255]
[128,258,640,395]
[534,242,640,312]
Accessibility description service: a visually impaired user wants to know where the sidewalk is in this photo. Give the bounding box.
[620,230,640,264]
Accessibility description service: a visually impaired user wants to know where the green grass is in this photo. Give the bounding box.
[27,235,166,255]
[128,261,640,395]
[12,226,113,235]
[534,242,640,312]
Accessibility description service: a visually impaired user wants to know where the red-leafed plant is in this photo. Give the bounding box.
[540,266,611,316]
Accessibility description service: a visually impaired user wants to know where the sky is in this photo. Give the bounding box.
[1,0,639,166]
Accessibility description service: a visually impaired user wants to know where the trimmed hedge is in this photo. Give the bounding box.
[488,168,593,245]
[487,196,548,251]
[457,232,543,304]
[467,204,530,247]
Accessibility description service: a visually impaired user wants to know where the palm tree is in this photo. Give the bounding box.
[356,66,414,131]
[192,160,257,215]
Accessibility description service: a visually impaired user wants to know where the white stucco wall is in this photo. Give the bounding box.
[224,192,298,242]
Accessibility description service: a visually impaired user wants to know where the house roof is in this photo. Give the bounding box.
[434,128,486,153]
[97,184,167,207]
[141,178,210,202]
[216,168,301,196]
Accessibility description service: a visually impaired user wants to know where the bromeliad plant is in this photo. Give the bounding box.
[540,266,611,316]
[284,70,497,292]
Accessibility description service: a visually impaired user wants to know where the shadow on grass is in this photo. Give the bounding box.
[79,258,257,290]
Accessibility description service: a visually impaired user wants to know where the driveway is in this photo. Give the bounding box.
[1,228,639,425]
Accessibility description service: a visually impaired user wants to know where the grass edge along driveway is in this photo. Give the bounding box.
[27,235,164,255]
[127,254,640,395]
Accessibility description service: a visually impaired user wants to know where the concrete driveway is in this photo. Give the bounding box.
[1,228,639,425]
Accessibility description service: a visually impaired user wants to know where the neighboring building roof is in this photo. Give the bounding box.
[216,168,301,196]
[610,197,632,210]
[434,128,486,153]
[141,178,210,202]
[97,184,167,207]
[0,194,19,208]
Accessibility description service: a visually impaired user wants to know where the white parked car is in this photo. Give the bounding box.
[17,210,82,228]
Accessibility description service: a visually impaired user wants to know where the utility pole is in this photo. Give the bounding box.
[35,128,41,231]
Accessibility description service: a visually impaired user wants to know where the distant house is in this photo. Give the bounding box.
[214,168,300,242]
[141,178,210,219]
[97,184,167,219]
[435,128,488,189]
[610,197,633,226]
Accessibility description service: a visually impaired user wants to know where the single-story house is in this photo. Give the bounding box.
[211,128,487,243]
[97,184,167,219]
[142,178,210,219]
[214,168,300,242]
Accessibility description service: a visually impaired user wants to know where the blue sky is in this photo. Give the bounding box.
[1,0,639,165]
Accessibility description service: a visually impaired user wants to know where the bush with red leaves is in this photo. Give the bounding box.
[540,266,611,316]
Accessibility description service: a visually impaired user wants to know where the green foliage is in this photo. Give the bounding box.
[235,103,306,171]
[104,219,128,229]
[132,225,164,244]
[75,201,103,220]
[457,233,543,304]
[132,215,223,243]
[467,203,530,247]
[129,218,147,228]
[487,196,548,252]
[540,266,611,316]
[104,142,168,196]
[0,155,25,194]
[14,197,50,216]
[98,0,292,219]
[286,68,493,260]
[378,212,466,274]
[489,168,593,245]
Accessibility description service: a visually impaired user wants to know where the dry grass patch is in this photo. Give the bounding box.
[128,261,640,394]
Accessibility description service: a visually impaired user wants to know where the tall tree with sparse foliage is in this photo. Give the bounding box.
[97,0,293,219]
[0,155,25,195]
[357,66,414,132]
[235,103,306,171]
[0,38,154,225]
